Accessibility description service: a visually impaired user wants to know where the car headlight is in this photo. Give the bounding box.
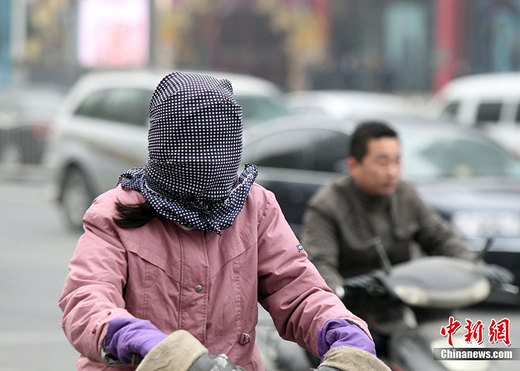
[452,211,520,237]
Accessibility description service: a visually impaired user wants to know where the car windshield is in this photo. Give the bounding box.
[400,126,520,181]
[236,95,290,123]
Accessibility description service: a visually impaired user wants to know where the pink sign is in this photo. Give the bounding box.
[78,0,149,67]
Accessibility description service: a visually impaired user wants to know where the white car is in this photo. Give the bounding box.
[430,72,520,125]
[46,69,289,229]
[429,72,520,157]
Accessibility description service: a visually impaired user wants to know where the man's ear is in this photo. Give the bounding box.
[347,157,358,173]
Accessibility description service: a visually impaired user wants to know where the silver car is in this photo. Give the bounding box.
[46,69,289,229]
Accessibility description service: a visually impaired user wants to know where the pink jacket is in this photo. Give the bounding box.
[59,183,370,370]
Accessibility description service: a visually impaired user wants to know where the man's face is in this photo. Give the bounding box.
[349,137,401,196]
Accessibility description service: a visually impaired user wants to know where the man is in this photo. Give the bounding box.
[302,121,511,354]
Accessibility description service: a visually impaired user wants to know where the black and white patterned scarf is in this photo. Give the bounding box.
[119,72,258,234]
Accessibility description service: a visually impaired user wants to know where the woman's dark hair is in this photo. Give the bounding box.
[350,121,398,162]
[113,200,159,228]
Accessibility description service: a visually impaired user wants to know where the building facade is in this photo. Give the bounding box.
[4,0,520,93]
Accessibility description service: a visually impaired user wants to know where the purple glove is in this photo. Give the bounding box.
[317,319,376,360]
[104,317,168,364]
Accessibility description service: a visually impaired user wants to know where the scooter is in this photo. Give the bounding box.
[257,238,518,371]
[337,237,518,371]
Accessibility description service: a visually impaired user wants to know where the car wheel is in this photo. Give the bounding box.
[60,167,94,231]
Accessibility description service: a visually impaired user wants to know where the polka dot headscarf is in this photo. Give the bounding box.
[119,71,258,234]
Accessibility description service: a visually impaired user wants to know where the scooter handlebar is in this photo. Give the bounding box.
[339,270,390,299]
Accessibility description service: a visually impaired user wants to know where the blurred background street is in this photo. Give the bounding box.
[2,0,520,370]
[0,175,80,370]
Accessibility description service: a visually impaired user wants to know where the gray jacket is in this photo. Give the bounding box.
[302,175,475,290]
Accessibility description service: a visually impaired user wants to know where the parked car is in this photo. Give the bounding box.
[429,72,520,157]
[0,87,64,165]
[285,90,425,119]
[46,69,289,229]
[242,114,520,287]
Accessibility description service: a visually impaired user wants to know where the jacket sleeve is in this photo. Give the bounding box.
[410,187,477,260]
[301,199,345,291]
[58,195,134,362]
[256,190,371,357]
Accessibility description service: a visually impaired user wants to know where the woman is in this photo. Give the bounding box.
[58,71,387,371]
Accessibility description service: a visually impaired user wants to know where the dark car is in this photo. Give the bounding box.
[242,114,520,287]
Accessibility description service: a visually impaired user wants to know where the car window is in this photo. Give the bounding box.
[236,95,289,122]
[439,101,460,119]
[514,103,520,124]
[243,129,320,169]
[99,89,152,126]
[74,90,108,119]
[74,88,152,126]
[476,102,502,123]
[310,131,349,172]
[402,130,520,179]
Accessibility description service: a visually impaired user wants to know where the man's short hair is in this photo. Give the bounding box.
[350,121,398,162]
